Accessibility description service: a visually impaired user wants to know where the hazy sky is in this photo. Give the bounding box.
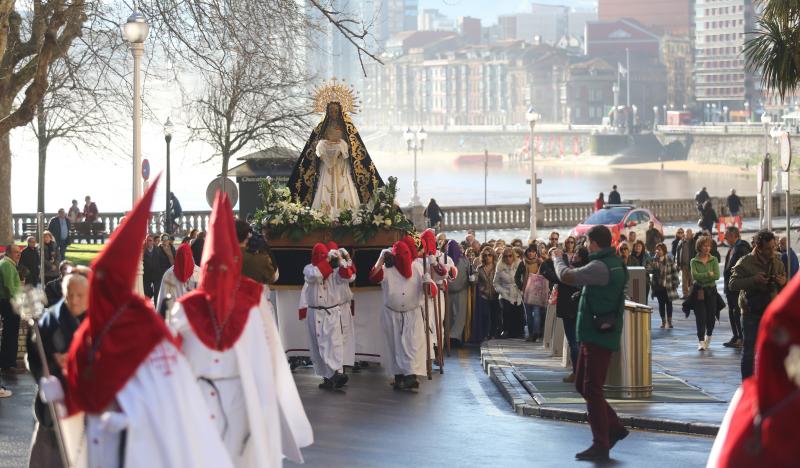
[418,0,598,24]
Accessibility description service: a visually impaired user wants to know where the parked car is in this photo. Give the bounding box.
[569,205,663,246]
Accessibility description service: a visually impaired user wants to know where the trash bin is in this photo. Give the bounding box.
[603,300,653,399]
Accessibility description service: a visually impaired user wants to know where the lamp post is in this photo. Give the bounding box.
[761,113,773,230]
[404,127,426,206]
[123,8,148,294]
[653,105,659,130]
[526,107,541,242]
[612,82,620,130]
[164,117,174,234]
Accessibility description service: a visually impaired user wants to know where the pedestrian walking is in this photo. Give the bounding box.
[142,235,159,302]
[779,236,798,277]
[515,244,546,342]
[727,189,742,217]
[594,192,605,212]
[476,248,501,340]
[690,236,720,351]
[47,208,71,262]
[645,221,662,256]
[553,225,629,461]
[0,244,21,377]
[699,200,718,235]
[494,247,524,339]
[608,185,621,205]
[671,228,684,258]
[424,198,443,229]
[722,226,750,349]
[677,229,696,298]
[729,230,786,379]
[695,186,710,213]
[650,243,678,328]
[18,236,40,286]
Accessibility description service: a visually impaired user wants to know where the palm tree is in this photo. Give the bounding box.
[744,1,800,100]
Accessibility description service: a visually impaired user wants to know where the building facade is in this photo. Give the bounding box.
[599,0,692,35]
[693,0,759,113]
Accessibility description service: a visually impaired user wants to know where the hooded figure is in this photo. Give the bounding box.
[707,274,800,467]
[446,240,470,344]
[156,243,200,319]
[170,192,313,467]
[288,101,384,214]
[303,242,353,389]
[53,177,233,468]
[370,241,436,390]
[325,241,357,368]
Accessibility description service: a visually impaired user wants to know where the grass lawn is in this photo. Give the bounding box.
[65,243,104,266]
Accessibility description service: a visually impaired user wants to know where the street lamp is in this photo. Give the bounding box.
[526,107,541,242]
[612,82,620,129]
[123,8,148,294]
[653,105,659,130]
[164,117,174,234]
[761,113,774,230]
[404,127,426,206]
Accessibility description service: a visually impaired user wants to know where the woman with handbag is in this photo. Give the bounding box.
[691,236,720,350]
[494,247,524,339]
[476,248,501,340]
[650,243,679,329]
[515,244,548,342]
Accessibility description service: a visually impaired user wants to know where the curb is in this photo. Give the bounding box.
[481,345,720,437]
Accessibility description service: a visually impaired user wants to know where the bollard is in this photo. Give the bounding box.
[604,301,653,399]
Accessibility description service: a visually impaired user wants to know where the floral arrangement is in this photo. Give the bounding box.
[253,176,414,242]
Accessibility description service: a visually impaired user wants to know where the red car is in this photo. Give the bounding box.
[569,205,664,246]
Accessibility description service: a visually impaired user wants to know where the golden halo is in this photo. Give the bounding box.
[313,78,360,114]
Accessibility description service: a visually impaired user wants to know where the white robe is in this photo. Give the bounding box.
[311,140,360,217]
[334,260,356,367]
[303,264,345,379]
[156,265,200,320]
[169,293,313,467]
[375,263,428,377]
[61,341,234,468]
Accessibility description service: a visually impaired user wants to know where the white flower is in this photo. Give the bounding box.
[785,345,800,387]
[385,219,392,227]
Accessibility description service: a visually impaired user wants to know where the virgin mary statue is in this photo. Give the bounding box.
[288,81,383,216]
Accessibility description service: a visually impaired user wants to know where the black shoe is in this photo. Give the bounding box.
[722,339,736,348]
[318,378,334,390]
[392,374,404,390]
[351,363,362,373]
[332,372,349,388]
[403,374,419,389]
[609,427,629,449]
[575,445,609,461]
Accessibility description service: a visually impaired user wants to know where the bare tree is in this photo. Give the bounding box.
[0,0,88,242]
[31,27,126,213]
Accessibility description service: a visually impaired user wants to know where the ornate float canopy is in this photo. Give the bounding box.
[313,78,360,115]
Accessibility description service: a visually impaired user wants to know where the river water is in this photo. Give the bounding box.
[371,151,758,207]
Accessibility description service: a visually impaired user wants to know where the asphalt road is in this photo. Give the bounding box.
[0,348,714,468]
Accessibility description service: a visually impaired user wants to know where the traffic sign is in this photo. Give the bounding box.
[206,177,239,208]
[780,132,792,171]
[142,159,150,180]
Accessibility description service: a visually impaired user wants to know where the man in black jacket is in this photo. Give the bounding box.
[19,236,40,286]
[676,229,695,298]
[722,226,749,348]
[607,185,621,205]
[26,271,88,467]
[142,235,160,302]
[47,209,71,262]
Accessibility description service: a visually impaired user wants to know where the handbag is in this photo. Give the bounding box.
[523,273,549,307]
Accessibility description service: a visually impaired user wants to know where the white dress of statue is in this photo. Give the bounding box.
[311,129,361,217]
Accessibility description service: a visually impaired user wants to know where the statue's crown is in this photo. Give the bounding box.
[313,78,360,114]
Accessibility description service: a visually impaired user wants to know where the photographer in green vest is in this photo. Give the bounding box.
[553,225,628,462]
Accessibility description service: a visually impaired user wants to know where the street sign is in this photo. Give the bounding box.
[206,177,239,208]
[142,159,150,181]
[780,132,792,171]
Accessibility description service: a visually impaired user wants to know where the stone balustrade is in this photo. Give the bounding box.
[12,195,799,240]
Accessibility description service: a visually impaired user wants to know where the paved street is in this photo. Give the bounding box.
[0,348,713,468]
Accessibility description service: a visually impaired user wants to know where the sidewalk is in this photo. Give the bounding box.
[481,295,743,436]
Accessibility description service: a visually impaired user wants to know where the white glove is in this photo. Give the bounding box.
[381,248,392,257]
[328,250,340,259]
[338,248,349,258]
[100,411,129,433]
[39,376,64,403]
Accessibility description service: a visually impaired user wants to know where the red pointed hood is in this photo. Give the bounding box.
[712,274,800,467]
[392,241,413,279]
[178,191,262,351]
[65,176,174,415]
[312,243,333,279]
[420,229,437,256]
[174,243,195,283]
[401,235,419,260]
[326,241,339,252]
